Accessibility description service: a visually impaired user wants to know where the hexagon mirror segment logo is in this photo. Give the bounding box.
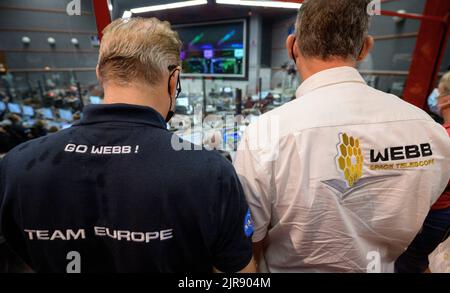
[336,133,364,187]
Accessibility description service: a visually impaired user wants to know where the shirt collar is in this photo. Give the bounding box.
[296,66,366,97]
[74,103,167,129]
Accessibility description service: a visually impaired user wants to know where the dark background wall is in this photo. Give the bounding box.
[0,0,99,93]
[1,0,448,98]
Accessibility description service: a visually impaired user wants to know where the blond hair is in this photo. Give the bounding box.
[439,72,450,96]
[98,17,182,86]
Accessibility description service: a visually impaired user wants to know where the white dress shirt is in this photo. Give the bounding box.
[234,66,450,273]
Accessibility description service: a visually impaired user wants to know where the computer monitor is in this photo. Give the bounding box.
[176,97,189,108]
[223,130,241,144]
[0,101,5,112]
[61,123,71,130]
[90,96,102,104]
[22,105,35,117]
[223,87,232,93]
[7,103,21,114]
[59,109,73,122]
[41,108,54,120]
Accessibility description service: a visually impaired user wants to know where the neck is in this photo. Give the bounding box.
[103,81,168,118]
[298,57,356,81]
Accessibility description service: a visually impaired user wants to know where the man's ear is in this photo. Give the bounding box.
[358,36,374,62]
[96,65,101,83]
[169,70,179,97]
[286,34,296,60]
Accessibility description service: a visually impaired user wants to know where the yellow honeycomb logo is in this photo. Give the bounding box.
[336,133,364,187]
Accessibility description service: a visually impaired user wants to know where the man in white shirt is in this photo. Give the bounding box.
[234,0,450,273]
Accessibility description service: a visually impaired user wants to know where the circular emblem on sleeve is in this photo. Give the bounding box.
[243,209,254,238]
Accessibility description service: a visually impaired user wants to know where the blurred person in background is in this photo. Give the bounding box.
[3,114,27,148]
[27,120,48,140]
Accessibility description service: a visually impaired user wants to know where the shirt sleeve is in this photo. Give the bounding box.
[212,160,253,273]
[233,130,273,243]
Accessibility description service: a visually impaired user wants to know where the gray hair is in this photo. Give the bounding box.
[295,0,371,60]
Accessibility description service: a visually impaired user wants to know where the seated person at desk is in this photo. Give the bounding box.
[244,96,254,109]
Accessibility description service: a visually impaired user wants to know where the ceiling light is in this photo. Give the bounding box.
[47,37,56,46]
[122,10,132,19]
[131,0,208,14]
[22,36,31,45]
[71,38,79,46]
[216,0,301,9]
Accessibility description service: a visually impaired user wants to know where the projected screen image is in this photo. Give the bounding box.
[174,19,246,78]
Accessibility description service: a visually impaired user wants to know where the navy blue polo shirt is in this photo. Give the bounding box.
[0,104,253,273]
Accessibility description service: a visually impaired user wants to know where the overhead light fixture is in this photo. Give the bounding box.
[122,10,132,19]
[47,37,56,46]
[22,36,31,45]
[216,0,301,9]
[393,10,407,24]
[107,0,113,11]
[71,38,79,46]
[130,0,208,14]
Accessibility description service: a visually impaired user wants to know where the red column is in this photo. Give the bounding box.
[93,0,112,41]
[402,0,450,109]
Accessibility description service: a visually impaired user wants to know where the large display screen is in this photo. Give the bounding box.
[174,19,247,78]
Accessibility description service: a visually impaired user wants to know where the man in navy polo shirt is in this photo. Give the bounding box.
[0,17,255,273]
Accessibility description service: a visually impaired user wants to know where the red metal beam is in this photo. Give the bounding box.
[380,9,446,23]
[92,0,111,41]
[403,0,450,109]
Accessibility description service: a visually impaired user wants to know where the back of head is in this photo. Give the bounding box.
[98,17,182,86]
[7,114,21,124]
[438,72,450,120]
[296,0,371,61]
[439,72,450,96]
